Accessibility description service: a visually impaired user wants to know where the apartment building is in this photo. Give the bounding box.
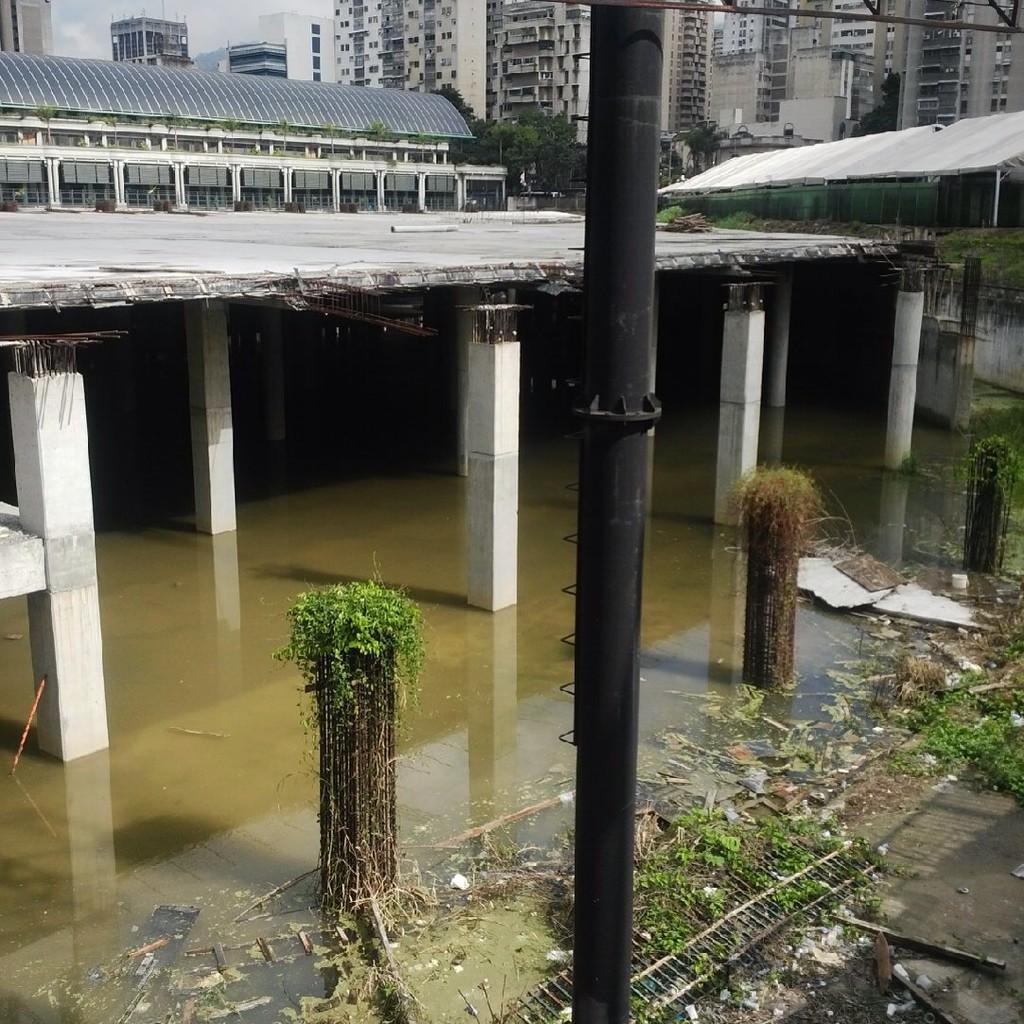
[493,0,590,137]
[335,0,487,117]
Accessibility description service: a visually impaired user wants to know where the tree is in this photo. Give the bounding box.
[472,110,582,193]
[683,124,718,177]
[436,85,477,126]
[858,73,901,136]
[34,104,57,144]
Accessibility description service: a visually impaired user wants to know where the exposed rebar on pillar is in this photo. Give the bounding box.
[572,9,664,1024]
[964,435,1017,573]
[739,469,821,690]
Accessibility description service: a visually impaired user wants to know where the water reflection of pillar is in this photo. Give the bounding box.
[62,751,117,1024]
[759,406,785,466]
[467,607,519,823]
[877,474,910,567]
[66,750,116,947]
[197,531,243,695]
[707,528,745,687]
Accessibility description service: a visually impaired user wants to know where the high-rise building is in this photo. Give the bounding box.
[335,0,488,117]
[0,0,52,55]
[227,41,288,78]
[719,0,791,56]
[661,8,714,135]
[251,13,335,83]
[111,15,191,67]
[494,1,590,138]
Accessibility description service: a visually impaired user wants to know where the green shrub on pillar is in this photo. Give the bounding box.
[277,580,423,913]
[736,468,821,689]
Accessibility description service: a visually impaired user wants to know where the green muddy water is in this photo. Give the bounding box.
[0,403,971,1020]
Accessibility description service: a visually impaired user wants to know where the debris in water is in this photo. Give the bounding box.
[799,557,893,609]
[1012,864,1024,879]
[738,770,768,795]
[450,873,470,891]
[546,949,570,964]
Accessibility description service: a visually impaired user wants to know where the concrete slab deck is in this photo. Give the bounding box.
[0,210,897,309]
[0,502,45,601]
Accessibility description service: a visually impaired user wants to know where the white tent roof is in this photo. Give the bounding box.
[664,110,1024,195]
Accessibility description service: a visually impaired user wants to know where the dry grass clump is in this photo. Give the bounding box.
[894,656,946,706]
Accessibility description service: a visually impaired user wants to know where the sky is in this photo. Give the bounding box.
[54,2,334,60]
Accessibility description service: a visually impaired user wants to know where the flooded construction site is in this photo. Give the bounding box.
[0,388,980,1018]
[0,211,1020,1023]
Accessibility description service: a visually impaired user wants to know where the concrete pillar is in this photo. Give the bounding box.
[765,267,793,409]
[112,161,126,207]
[417,172,427,213]
[331,168,341,212]
[456,173,466,211]
[174,163,186,208]
[376,171,386,211]
[186,301,236,535]
[231,165,242,204]
[260,307,287,443]
[9,369,108,761]
[467,306,521,612]
[885,273,926,469]
[454,286,483,477]
[714,284,766,525]
[759,406,785,465]
[283,168,293,204]
[46,157,61,207]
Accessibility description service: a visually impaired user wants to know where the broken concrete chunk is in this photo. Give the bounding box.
[798,557,893,609]
[873,583,978,628]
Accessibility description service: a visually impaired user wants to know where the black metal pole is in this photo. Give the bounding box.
[572,8,664,1024]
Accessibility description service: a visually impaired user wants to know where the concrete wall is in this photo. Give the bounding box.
[929,277,1024,394]
[916,316,974,429]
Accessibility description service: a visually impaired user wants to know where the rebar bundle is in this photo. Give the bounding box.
[315,651,398,911]
[738,469,821,689]
[964,436,1017,574]
[276,581,422,915]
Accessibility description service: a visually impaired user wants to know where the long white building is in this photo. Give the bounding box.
[0,53,506,212]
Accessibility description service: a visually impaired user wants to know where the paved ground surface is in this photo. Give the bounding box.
[858,778,1024,1024]
[0,209,896,308]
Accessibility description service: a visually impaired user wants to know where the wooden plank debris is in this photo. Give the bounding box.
[231,868,316,923]
[256,937,275,963]
[836,554,903,593]
[299,930,315,956]
[437,792,572,848]
[839,915,1006,971]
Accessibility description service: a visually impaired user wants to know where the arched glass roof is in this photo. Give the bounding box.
[0,53,472,138]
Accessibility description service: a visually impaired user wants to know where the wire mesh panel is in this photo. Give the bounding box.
[514,843,869,1023]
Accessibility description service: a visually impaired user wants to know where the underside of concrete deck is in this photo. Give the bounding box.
[0,210,896,309]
